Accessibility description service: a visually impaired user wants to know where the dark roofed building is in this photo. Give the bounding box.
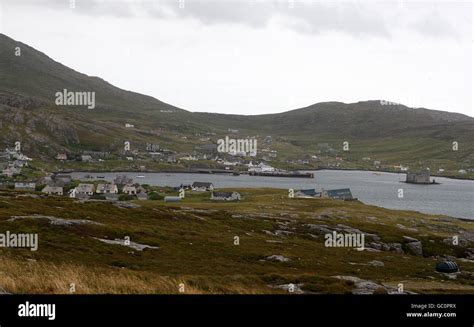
[192,182,214,191]
[325,188,353,200]
[211,191,241,201]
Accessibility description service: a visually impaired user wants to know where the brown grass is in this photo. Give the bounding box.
[0,256,276,294]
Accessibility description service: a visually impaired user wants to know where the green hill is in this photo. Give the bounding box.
[0,33,473,176]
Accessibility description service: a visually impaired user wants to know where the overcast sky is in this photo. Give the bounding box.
[0,0,472,116]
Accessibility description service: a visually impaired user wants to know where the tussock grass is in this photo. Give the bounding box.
[0,188,472,294]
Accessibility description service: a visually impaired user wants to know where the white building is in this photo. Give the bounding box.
[96,184,118,194]
[42,185,63,196]
[248,162,275,173]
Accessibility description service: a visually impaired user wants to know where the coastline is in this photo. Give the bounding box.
[55,167,474,182]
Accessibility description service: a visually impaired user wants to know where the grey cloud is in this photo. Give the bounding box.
[5,0,466,38]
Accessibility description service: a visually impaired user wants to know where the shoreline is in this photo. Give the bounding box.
[302,167,474,182]
[55,167,474,183]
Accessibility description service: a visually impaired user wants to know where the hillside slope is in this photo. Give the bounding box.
[0,33,473,173]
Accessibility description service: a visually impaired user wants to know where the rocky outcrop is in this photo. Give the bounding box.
[367,260,385,267]
[403,236,423,256]
[8,215,102,226]
[266,255,291,262]
[94,238,159,251]
[365,242,403,253]
[333,276,415,294]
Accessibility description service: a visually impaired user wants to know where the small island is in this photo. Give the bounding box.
[405,168,440,185]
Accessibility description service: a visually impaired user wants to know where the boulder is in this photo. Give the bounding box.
[406,241,423,256]
[403,236,419,243]
[266,255,291,262]
[367,260,385,267]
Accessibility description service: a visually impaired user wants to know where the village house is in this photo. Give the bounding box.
[96,183,118,194]
[55,153,67,161]
[81,155,93,162]
[324,188,354,200]
[1,167,19,177]
[180,155,198,161]
[211,191,241,201]
[248,162,275,173]
[192,182,214,192]
[295,189,318,198]
[42,185,63,196]
[146,143,160,152]
[122,184,137,195]
[14,182,36,191]
[74,184,95,196]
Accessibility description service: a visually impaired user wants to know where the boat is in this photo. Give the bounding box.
[136,175,146,178]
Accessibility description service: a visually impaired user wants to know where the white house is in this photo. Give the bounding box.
[122,184,137,195]
[42,185,63,196]
[75,183,95,196]
[14,182,36,191]
[96,183,118,194]
[248,162,275,173]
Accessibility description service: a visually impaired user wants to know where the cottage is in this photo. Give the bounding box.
[295,189,318,198]
[122,184,137,195]
[42,185,63,196]
[81,155,93,162]
[248,162,275,173]
[55,153,67,161]
[2,167,19,177]
[96,183,118,194]
[14,182,36,191]
[211,191,241,201]
[75,183,95,196]
[324,188,353,200]
[192,182,214,192]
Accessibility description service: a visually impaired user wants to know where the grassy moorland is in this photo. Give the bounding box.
[0,188,472,294]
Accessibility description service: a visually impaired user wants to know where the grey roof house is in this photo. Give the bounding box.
[192,182,214,191]
[211,191,241,201]
[14,182,36,191]
[96,183,118,194]
[42,185,63,196]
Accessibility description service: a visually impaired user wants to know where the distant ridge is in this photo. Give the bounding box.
[0,33,472,171]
